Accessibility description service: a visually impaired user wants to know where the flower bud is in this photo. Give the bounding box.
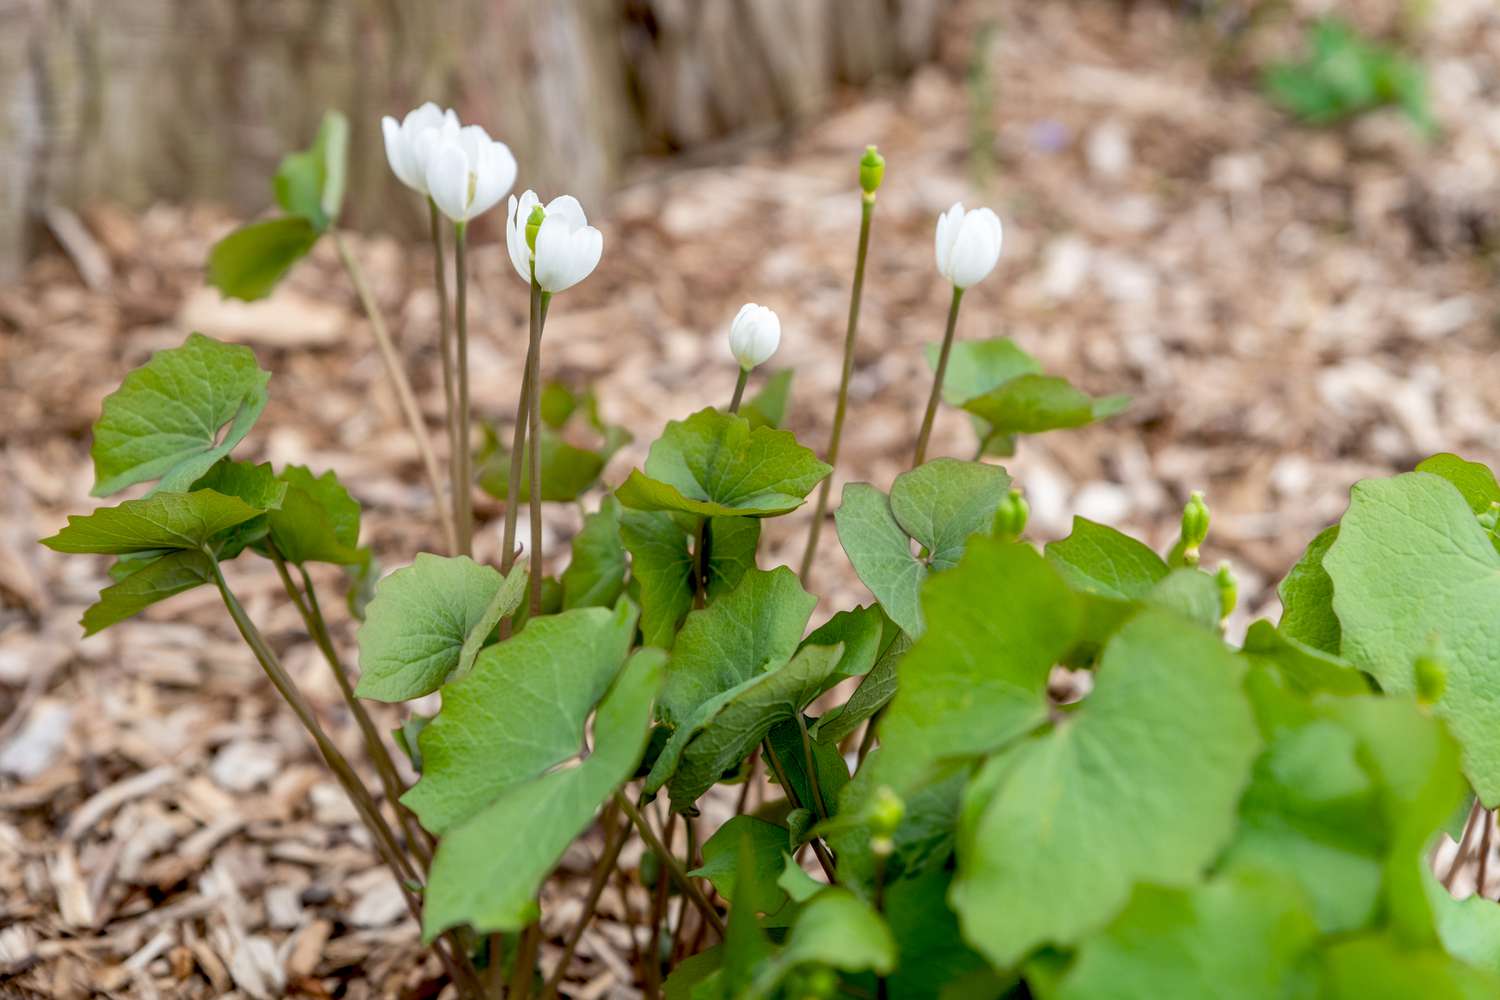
[867,785,905,837]
[728,303,781,371]
[935,202,1003,289]
[1415,651,1447,706]
[1215,562,1237,621]
[1178,491,1210,567]
[994,488,1029,540]
[859,145,885,199]
[525,204,546,253]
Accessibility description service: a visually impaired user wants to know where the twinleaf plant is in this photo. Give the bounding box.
[45,104,1500,999]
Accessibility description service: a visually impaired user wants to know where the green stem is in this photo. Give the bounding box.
[727,367,750,414]
[526,282,550,615]
[510,919,540,1000]
[430,201,460,543]
[499,365,531,576]
[913,285,965,468]
[800,195,874,586]
[267,547,431,869]
[762,739,837,881]
[540,805,628,1000]
[454,223,474,556]
[796,712,829,821]
[616,794,726,936]
[333,231,457,554]
[204,553,485,996]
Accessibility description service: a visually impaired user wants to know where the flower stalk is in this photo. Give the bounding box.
[454,223,475,555]
[913,286,965,468]
[429,201,460,538]
[333,232,458,554]
[800,191,876,585]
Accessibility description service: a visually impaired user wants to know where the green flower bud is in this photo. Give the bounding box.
[1215,562,1237,621]
[786,965,840,1000]
[993,488,1029,540]
[1178,491,1210,567]
[867,784,905,837]
[1415,651,1447,706]
[859,145,885,199]
[525,204,546,253]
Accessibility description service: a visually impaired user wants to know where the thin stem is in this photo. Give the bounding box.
[483,933,505,999]
[800,196,875,586]
[1445,799,1485,890]
[430,202,460,541]
[795,712,829,821]
[205,553,484,995]
[500,364,532,576]
[333,231,458,555]
[1482,810,1496,899]
[509,919,541,1000]
[913,286,965,468]
[735,750,759,814]
[727,367,750,414]
[616,794,726,936]
[541,805,629,999]
[855,707,884,767]
[762,739,837,881]
[454,224,474,556]
[268,548,432,869]
[526,282,549,615]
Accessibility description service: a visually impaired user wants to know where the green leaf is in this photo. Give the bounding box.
[1045,517,1168,601]
[41,490,270,555]
[1144,567,1222,630]
[743,889,896,998]
[539,381,577,429]
[562,497,627,610]
[690,815,792,915]
[778,855,824,903]
[657,643,844,809]
[890,459,1012,571]
[801,604,885,682]
[884,866,996,1000]
[191,459,288,511]
[1417,454,1500,515]
[452,565,530,680]
[835,483,927,637]
[422,647,664,939]
[81,549,215,636]
[620,510,695,648]
[403,603,636,834]
[961,374,1128,438]
[477,426,606,503]
[813,632,910,746]
[742,369,793,430]
[1323,472,1500,804]
[1051,869,1319,1000]
[1278,525,1341,654]
[1427,873,1500,977]
[926,336,1042,407]
[766,716,850,818]
[90,333,272,496]
[273,110,349,230]
[704,517,761,599]
[656,567,817,729]
[267,465,364,565]
[879,538,1079,778]
[952,609,1260,966]
[355,554,509,702]
[1240,620,1368,699]
[1321,934,1500,999]
[615,408,830,519]
[208,217,321,302]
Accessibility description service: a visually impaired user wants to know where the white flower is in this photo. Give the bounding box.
[425,123,517,224]
[934,203,1003,290]
[381,102,458,196]
[506,191,603,293]
[728,303,781,370]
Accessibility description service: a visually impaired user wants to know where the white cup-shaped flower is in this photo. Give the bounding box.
[934,203,1004,290]
[381,102,459,196]
[425,124,518,225]
[506,191,603,293]
[728,303,781,370]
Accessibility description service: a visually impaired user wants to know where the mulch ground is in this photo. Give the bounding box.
[4,0,1500,995]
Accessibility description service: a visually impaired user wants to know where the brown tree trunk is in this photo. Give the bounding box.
[0,0,946,281]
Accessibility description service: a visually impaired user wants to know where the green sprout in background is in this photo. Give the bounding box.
[1263,17,1436,136]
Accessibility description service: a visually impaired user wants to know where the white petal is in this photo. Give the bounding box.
[469,141,517,220]
[382,116,420,191]
[544,195,587,231]
[948,209,1002,289]
[565,227,603,290]
[427,143,472,223]
[533,214,575,291]
[934,203,964,281]
[506,191,539,284]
